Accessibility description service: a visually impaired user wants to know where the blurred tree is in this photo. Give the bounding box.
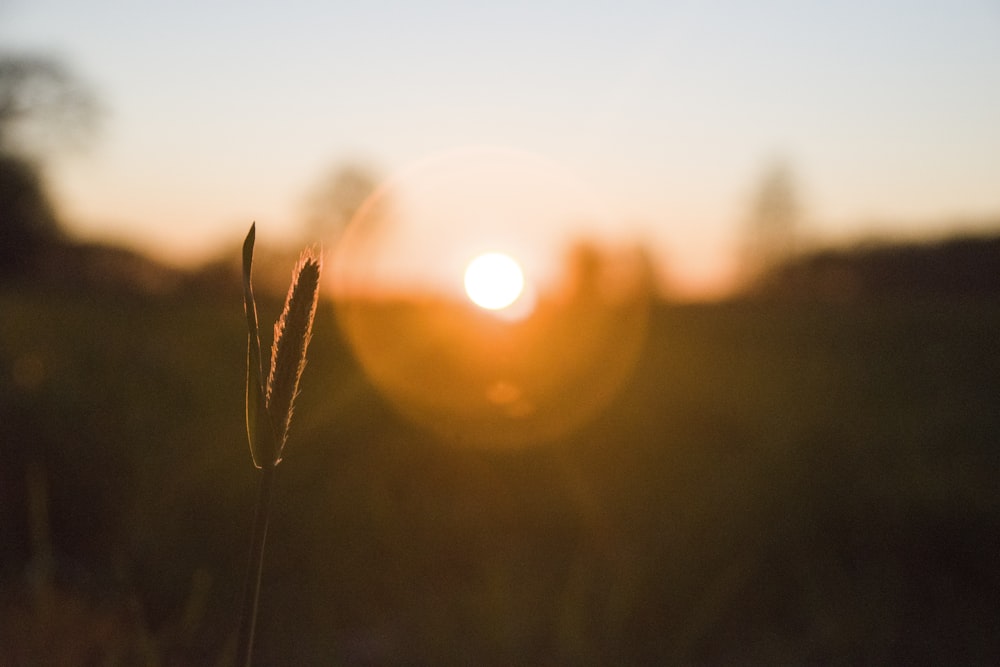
[0,53,100,157]
[741,162,802,282]
[560,239,660,304]
[563,239,603,302]
[302,163,378,244]
[0,153,60,274]
[0,53,100,276]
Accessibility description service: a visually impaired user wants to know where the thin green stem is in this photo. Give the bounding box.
[236,461,277,667]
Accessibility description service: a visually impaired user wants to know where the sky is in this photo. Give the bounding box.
[2,0,999,295]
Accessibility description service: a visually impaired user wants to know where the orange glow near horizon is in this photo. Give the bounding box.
[329,147,650,447]
[329,146,610,302]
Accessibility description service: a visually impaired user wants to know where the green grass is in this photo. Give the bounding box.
[1,283,999,664]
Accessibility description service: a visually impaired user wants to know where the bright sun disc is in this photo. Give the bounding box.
[464,252,525,310]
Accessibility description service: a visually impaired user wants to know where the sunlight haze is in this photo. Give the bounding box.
[2,0,999,296]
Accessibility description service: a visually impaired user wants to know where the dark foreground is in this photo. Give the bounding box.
[1,281,998,665]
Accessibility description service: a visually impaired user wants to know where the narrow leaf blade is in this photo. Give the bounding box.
[242,223,272,468]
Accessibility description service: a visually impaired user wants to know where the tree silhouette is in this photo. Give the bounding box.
[302,163,378,244]
[0,53,100,276]
[741,162,802,282]
[0,154,60,274]
[0,53,99,157]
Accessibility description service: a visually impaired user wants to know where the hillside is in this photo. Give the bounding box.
[748,232,1000,302]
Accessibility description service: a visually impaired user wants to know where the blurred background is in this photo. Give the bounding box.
[1,1,999,664]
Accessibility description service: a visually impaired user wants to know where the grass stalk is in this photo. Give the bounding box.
[236,461,276,667]
[236,223,320,666]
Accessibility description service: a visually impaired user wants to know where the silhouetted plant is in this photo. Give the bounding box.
[236,223,320,666]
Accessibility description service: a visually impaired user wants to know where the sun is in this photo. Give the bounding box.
[464,252,525,310]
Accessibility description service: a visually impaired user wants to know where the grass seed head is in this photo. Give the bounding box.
[265,248,321,461]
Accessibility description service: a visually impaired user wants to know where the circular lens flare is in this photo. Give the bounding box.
[330,147,649,448]
[464,252,525,310]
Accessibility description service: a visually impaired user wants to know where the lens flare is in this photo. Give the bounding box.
[330,147,648,448]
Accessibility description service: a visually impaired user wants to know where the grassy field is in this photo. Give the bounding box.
[1,280,999,664]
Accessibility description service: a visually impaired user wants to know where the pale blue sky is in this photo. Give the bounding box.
[3,0,999,292]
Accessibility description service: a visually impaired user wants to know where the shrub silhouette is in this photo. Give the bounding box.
[0,154,60,277]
